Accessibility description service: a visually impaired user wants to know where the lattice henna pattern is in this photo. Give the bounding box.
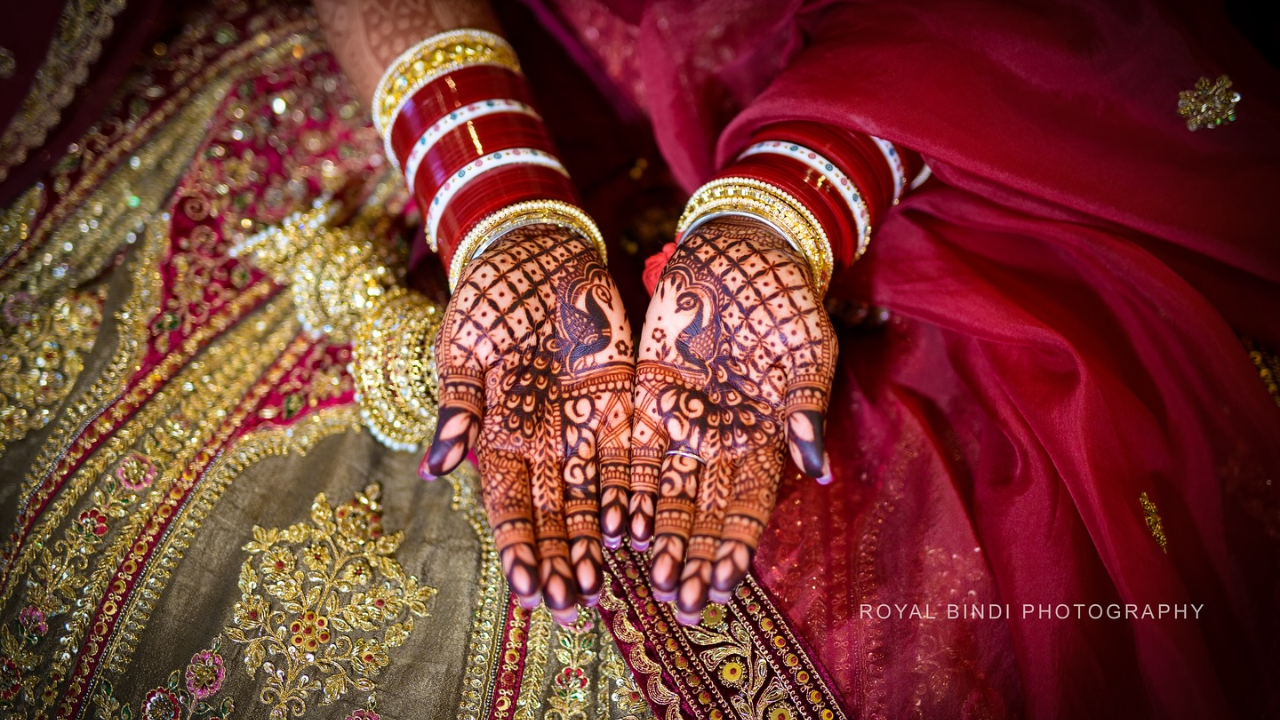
[427,226,634,622]
[631,217,837,624]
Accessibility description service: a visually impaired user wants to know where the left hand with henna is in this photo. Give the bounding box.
[424,226,634,625]
[630,216,837,625]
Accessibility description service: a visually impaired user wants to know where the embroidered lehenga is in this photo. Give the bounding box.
[1,0,1278,719]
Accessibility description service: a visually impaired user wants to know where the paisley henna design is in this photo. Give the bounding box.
[631,216,837,624]
[427,226,634,623]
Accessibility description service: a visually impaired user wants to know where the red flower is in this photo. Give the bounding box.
[141,688,182,720]
[642,242,677,295]
[0,657,22,701]
[74,508,109,540]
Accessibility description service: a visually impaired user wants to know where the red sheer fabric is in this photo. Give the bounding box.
[551,0,1280,717]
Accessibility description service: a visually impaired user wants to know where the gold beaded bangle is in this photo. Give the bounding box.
[350,287,443,452]
[448,200,606,290]
[676,177,834,295]
[371,29,521,141]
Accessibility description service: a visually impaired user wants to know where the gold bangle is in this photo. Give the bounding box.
[676,177,834,295]
[371,29,521,139]
[350,287,442,452]
[447,200,606,290]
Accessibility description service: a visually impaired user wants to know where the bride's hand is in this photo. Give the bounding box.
[424,225,634,624]
[630,217,836,624]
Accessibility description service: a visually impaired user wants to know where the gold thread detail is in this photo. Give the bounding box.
[0,0,128,183]
[450,461,508,720]
[1139,492,1169,553]
[223,482,438,716]
[1177,75,1240,131]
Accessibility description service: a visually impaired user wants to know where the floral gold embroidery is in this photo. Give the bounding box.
[684,608,793,720]
[1177,75,1240,131]
[1139,492,1168,553]
[598,635,653,720]
[223,483,436,718]
[546,612,599,720]
[90,640,234,719]
[0,288,105,454]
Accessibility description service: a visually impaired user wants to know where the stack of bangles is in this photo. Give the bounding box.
[677,121,929,296]
[372,28,606,290]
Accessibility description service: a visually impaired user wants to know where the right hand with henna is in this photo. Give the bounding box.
[424,225,634,625]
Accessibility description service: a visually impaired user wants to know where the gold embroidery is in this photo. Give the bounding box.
[0,183,42,261]
[599,584,681,720]
[546,613,600,720]
[227,479,442,712]
[0,0,128,183]
[1241,336,1280,408]
[449,463,508,720]
[0,288,105,454]
[91,640,234,719]
[1139,492,1168,553]
[223,483,437,717]
[598,635,653,720]
[23,300,301,714]
[1177,75,1240,131]
[684,608,793,720]
[511,606,552,720]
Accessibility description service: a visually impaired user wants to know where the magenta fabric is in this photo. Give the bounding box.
[546,0,1280,716]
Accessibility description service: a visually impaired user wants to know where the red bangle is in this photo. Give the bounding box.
[388,65,533,166]
[724,154,856,268]
[752,123,891,223]
[411,114,556,202]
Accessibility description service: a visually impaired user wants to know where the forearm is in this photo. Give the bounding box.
[313,0,500,104]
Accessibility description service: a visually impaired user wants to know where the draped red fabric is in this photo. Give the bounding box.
[559,0,1280,716]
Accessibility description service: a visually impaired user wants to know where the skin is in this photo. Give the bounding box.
[317,0,835,624]
[631,216,836,625]
[425,227,634,625]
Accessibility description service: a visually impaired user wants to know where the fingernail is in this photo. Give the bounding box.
[550,605,579,626]
[581,593,600,608]
[653,587,676,603]
[816,454,833,485]
[518,592,543,610]
[708,589,731,604]
[675,609,702,626]
[630,538,650,552]
[418,456,438,482]
[603,536,621,550]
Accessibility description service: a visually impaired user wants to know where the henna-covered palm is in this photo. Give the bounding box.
[631,217,836,625]
[426,226,634,624]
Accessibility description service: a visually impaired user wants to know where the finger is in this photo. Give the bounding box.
[783,378,831,481]
[477,446,542,609]
[650,449,702,603]
[426,362,485,477]
[710,441,784,604]
[629,377,667,550]
[530,457,580,625]
[562,392,604,606]
[597,388,633,551]
[675,455,733,625]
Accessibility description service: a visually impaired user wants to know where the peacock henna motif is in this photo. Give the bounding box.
[426,226,634,623]
[631,216,837,625]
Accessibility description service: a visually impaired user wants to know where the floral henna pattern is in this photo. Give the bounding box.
[427,226,634,623]
[631,217,837,624]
